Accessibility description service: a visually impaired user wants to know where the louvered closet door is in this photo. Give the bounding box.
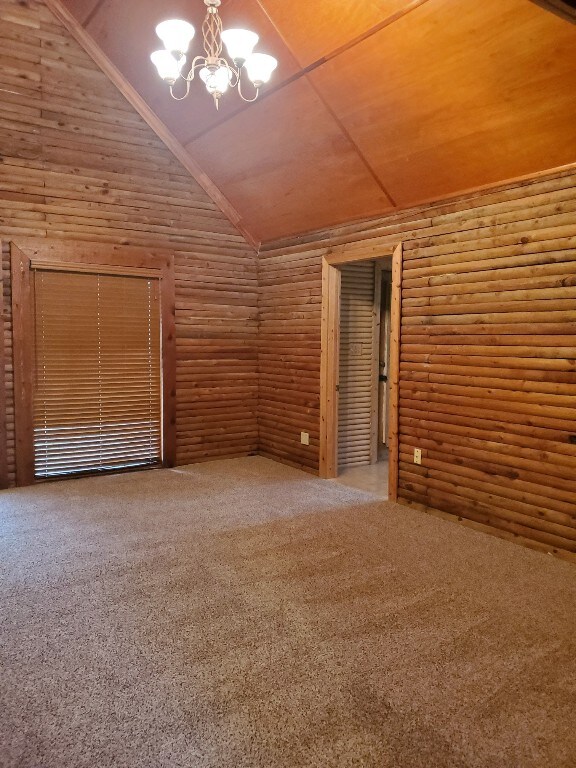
[338,263,376,467]
[33,270,162,479]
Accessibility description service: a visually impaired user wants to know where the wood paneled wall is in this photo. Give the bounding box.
[0,0,258,486]
[1,242,15,487]
[258,239,322,471]
[259,166,576,557]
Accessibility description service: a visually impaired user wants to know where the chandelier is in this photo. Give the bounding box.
[150,0,278,109]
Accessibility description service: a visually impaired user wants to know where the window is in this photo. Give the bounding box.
[9,239,176,486]
[33,270,162,478]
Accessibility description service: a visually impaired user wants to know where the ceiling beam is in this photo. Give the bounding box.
[299,81,398,208]
[82,0,106,27]
[529,0,576,23]
[42,0,260,251]
[250,0,436,208]
[184,0,432,146]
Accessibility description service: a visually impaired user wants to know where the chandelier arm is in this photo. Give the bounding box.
[217,58,239,88]
[237,74,259,103]
[169,79,191,101]
[182,55,210,82]
[153,0,274,109]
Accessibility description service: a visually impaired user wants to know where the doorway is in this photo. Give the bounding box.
[319,242,402,500]
[335,259,392,497]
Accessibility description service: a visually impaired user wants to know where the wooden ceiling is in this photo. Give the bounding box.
[55,0,576,243]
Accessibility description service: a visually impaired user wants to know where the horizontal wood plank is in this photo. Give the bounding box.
[260,163,576,558]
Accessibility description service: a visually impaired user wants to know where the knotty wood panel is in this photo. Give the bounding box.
[310,0,576,210]
[259,165,576,559]
[0,0,258,484]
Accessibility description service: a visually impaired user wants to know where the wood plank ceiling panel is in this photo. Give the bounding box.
[58,0,576,241]
[308,0,576,208]
[186,77,394,243]
[255,0,411,66]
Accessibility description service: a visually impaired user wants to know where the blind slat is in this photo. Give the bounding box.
[34,270,162,479]
[338,263,375,467]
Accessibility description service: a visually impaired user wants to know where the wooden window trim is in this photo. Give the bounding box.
[0,259,7,490]
[8,238,176,487]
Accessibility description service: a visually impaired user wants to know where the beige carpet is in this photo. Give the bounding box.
[1,456,575,768]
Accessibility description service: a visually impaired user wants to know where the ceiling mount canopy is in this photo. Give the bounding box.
[151,0,278,109]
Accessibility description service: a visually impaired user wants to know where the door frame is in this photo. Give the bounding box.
[319,242,402,500]
[0,253,7,489]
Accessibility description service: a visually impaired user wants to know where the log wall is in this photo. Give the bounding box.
[259,166,576,557]
[258,239,322,471]
[0,0,258,487]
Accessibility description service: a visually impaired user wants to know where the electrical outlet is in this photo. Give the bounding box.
[414,448,422,465]
[301,431,310,446]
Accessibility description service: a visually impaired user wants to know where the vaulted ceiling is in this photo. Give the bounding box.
[55,0,576,244]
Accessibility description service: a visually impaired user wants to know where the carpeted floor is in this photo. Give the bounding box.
[1,456,575,768]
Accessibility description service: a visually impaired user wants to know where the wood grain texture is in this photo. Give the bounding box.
[0,0,258,484]
[388,243,402,502]
[59,0,576,242]
[0,243,7,488]
[254,0,410,68]
[1,243,15,487]
[323,261,341,476]
[10,244,35,486]
[309,0,576,213]
[260,167,576,557]
[187,78,392,243]
[319,257,335,477]
[43,0,259,248]
[529,0,576,23]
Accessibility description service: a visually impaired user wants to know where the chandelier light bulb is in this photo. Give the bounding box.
[245,53,278,87]
[150,50,185,84]
[155,19,195,56]
[199,66,232,97]
[221,29,259,66]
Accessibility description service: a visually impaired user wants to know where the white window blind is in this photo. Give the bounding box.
[33,269,162,479]
[338,262,376,467]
